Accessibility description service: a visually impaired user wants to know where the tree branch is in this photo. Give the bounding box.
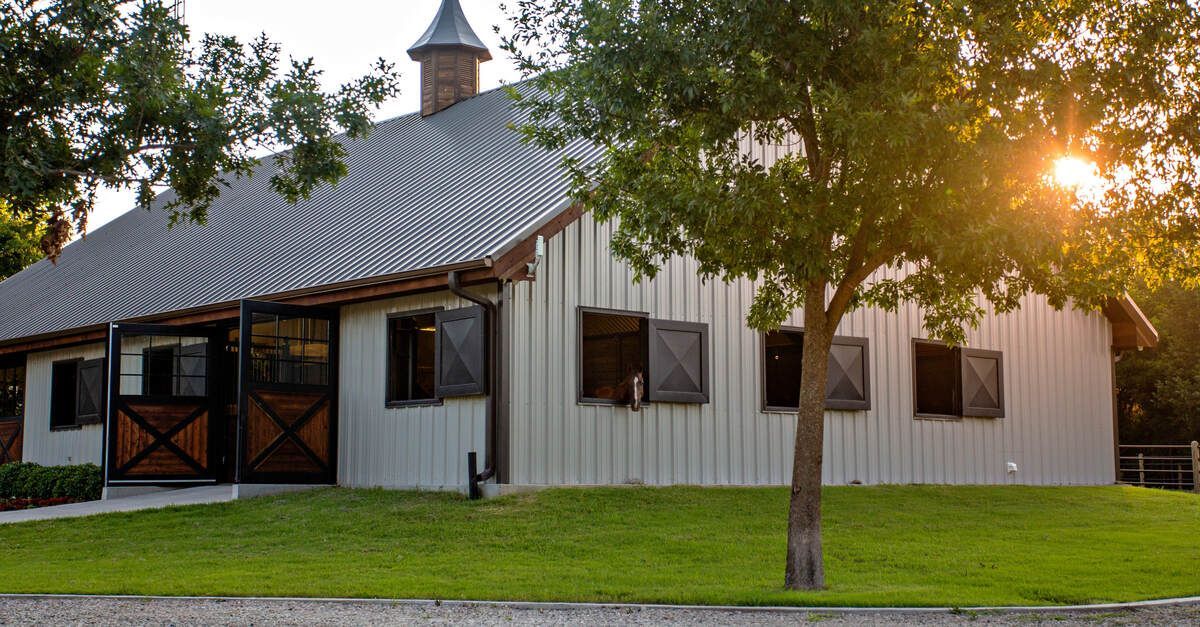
[135,142,197,152]
[826,245,896,323]
[789,83,823,182]
[35,166,149,187]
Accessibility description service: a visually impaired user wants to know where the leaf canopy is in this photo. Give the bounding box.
[0,201,43,280]
[0,0,401,259]
[505,0,1200,342]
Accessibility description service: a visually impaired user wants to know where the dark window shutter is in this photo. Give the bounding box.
[960,348,1003,417]
[825,337,870,410]
[435,306,487,397]
[646,319,709,403]
[177,343,208,397]
[75,358,105,425]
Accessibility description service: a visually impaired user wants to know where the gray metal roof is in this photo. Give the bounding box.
[0,82,602,344]
[408,0,491,60]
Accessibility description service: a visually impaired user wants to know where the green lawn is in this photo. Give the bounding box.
[0,485,1197,607]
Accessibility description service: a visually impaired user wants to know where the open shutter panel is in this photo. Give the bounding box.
[176,342,208,397]
[75,358,104,425]
[434,306,487,397]
[646,319,709,403]
[825,338,870,410]
[960,348,1004,417]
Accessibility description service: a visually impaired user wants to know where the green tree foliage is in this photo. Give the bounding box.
[0,202,43,279]
[1117,283,1200,445]
[503,0,1200,589]
[0,0,401,259]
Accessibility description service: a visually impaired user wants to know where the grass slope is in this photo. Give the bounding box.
[0,485,1197,606]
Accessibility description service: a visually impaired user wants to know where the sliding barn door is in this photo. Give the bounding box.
[238,301,338,484]
[106,323,216,484]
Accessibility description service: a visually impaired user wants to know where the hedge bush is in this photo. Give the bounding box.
[0,462,103,502]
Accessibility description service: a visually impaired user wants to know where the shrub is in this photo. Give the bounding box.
[0,462,102,502]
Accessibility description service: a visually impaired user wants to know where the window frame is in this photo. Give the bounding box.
[49,358,83,431]
[912,339,961,421]
[0,360,25,420]
[911,339,1005,420]
[759,327,872,413]
[576,306,649,407]
[246,312,332,388]
[385,307,445,409]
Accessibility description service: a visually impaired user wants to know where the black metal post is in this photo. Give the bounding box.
[467,451,481,500]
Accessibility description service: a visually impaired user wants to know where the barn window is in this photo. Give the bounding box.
[387,311,439,405]
[120,336,209,398]
[578,308,710,405]
[50,358,104,429]
[0,363,25,418]
[914,341,959,417]
[50,360,79,429]
[913,341,1004,419]
[384,306,488,405]
[248,314,330,386]
[579,309,646,404]
[762,330,870,411]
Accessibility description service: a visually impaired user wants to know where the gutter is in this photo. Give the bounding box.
[447,270,500,499]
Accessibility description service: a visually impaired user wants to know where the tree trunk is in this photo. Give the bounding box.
[785,284,833,590]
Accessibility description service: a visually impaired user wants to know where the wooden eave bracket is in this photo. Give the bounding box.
[1104,295,1158,351]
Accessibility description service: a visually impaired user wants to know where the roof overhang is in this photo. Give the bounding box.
[0,260,496,357]
[1104,295,1158,351]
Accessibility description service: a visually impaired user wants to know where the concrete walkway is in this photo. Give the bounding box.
[0,485,235,524]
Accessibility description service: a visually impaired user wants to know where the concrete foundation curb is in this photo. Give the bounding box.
[1,593,1198,615]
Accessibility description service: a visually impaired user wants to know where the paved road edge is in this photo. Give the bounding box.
[1,593,1198,614]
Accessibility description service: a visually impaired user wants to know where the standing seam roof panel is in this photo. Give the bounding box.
[0,82,604,343]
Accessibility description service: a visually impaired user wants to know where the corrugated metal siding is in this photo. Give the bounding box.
[507,212,1116,486]
[21,344,105,466]
[338,289,490,490]
[738,126,804,168]
[0,81,604,344]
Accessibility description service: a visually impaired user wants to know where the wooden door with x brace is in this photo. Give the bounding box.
[237,300,338,485]
[105,323,218,485]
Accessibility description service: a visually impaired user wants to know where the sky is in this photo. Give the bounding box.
[89,0,525,230]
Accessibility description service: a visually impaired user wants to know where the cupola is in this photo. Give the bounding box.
[407,0,492,116]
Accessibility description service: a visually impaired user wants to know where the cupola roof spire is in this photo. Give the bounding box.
[408,0,492,61]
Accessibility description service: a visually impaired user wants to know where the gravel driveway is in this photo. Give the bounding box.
[1,597,1198,626]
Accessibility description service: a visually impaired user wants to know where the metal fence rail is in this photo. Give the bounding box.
[1118,442,1200,492]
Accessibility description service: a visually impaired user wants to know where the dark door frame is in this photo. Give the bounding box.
[104,322,220,486]
[236,300,339,485]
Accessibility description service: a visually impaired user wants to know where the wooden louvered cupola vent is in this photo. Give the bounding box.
[408,0,492,116]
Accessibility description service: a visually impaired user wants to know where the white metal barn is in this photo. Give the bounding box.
[0,0,1157,497]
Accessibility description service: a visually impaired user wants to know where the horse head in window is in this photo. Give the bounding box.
[622,365,644,412]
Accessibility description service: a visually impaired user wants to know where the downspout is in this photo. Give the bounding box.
[448,270,498,498]
[1112,349,1124,484]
